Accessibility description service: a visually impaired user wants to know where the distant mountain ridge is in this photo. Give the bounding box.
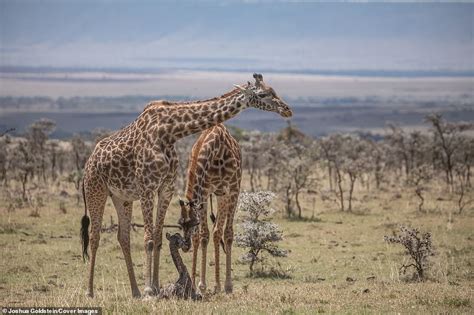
[2,66,474,78]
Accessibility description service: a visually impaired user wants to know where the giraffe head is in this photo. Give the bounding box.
[178,198,200,252]
[234,73,293,118]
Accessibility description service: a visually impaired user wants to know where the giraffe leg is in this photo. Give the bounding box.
[213,196,227,294]
[111,196,140,298]
[152,183,174,293]
[191,230,200,288]
[224,195,238,294]
[139,193,155,297]
[198,201,209,293]
[85,178,107,298]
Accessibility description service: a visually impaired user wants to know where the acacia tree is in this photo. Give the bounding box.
[367,139,390,190]
[27,118,56,182]
[275,143,317,218]
[70,134,90,172]
[319,135,346,211]
[453,136,474,213]
[319,134,371,212]
[0,135,10,186]
[10,140,35,201]
[425,114,473,191]
[386,125,411,179]
[341,136,372,212]
[409,165,432,212]
[269,124,317,218]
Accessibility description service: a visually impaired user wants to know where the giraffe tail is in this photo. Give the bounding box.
[209,194,226,254]
[80,177,90,261]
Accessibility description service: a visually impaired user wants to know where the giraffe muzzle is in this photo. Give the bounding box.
[281,109,293,118]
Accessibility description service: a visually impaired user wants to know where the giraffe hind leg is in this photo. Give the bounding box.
[84,178,107,298]
[223,195,238,294]
[111,196,141,298]
[198,201,209,293]
[213,195,228,294]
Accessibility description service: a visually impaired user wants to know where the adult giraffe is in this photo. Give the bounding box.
[80,73,292,298]
[180,123,241,294]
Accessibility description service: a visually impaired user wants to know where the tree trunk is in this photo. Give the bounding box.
[285,184,292,218]
[335,168,344,211]
[415,187,424,212]
[21,172,28,201]
[295,189,302,219]
[348,173,356,212]
[328,165,333,191]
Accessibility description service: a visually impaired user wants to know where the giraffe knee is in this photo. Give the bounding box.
[213,230,223,244]
[117,233,129,247]
[146,240,154,253]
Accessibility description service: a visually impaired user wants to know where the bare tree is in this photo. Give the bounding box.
[27,118,56,182]
[409,165,432,213]
[425,113,473,191]
[10,140,35,201]
[70,134,90,172]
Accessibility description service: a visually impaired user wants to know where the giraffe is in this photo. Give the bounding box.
[179,123,241,294]
[158,232,201,300]
[80,73,292,298]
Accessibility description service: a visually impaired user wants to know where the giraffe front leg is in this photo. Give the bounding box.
[198,202,209,293]
[111,196,140,298]
[152,185,174,293]
[140,195,155,297]
[191,231,200,288]
[224,212,235,294]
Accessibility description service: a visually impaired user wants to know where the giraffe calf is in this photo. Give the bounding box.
[158,232,201,301]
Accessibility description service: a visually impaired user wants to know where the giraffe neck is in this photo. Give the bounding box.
[145,90,249,143]
[185,142,211,207]
[169,239,187,275]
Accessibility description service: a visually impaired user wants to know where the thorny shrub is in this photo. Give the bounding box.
[385,225,435,281]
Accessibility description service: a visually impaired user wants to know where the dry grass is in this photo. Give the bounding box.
[0,178,473,314]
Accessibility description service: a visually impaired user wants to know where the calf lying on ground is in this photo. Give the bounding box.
[159,232,201,300]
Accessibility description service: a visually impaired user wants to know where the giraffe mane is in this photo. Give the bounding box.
[142,82,251,113]
[185,127,215,201]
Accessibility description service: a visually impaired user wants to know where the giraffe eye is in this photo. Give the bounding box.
[258,93,268,98]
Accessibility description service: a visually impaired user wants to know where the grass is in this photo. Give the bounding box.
[0,177,473,314]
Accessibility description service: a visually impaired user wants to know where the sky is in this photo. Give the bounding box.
[1,1,473,72]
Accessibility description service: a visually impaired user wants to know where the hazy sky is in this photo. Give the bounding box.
[1,1,473,72]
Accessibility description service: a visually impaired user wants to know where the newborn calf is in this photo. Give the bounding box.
[159,232,201,300]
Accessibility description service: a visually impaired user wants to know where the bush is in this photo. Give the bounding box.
[385,225,435,281]
[235,191,288,273]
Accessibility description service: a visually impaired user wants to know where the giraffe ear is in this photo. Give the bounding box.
[233,84,246,91]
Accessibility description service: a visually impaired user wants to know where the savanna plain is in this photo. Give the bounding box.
[1,173,472,314]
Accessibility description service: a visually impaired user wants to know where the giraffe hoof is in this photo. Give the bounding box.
[86,291,94,298]
[143,286,157,296]
[198,282,207,293]
[132,291,141,299]
[225,285,233,294]
[214,286,221,294]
